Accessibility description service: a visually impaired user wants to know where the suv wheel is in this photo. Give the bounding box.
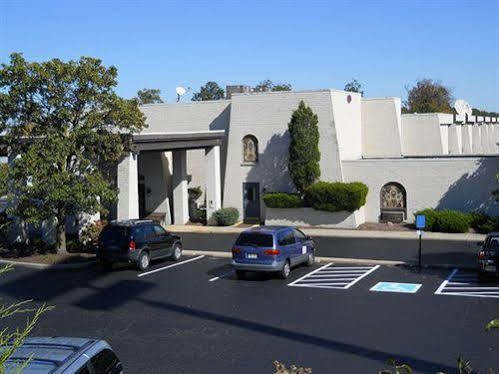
[279,260,291,279]
[235,270,246,279]
[138,251,150,271]
[99,260,113,271]
[171,243,182,261]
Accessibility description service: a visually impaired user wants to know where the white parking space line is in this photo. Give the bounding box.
[288,264,380,290]
[435,268,499,298]
[138,255,205,278]
[209,270,235,282]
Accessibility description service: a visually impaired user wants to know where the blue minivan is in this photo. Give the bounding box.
[231,226,315,279]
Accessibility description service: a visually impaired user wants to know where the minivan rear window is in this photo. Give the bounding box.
[100,225,129,241]
[235,233,273,247]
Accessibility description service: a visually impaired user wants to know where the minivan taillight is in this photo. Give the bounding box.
[129,240,136,251]
[478,250,486,259]
[264,249,280,255]
[232,247,241,254]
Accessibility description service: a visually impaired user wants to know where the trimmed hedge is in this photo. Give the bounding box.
[304,181,368,213]
[469,212,499,234]
[415,208,499,234]
[262,192,303,208]
[210,207,240,226]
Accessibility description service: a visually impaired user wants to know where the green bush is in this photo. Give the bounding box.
[433,210,471,233]
[210,208,239,226]
[262,193,304,208]
[469,212,499,233]
[188,186,203,201]
[80,220,107,250]
[414,208,470,233]
[415,209,499,234]
[304,181,368,213]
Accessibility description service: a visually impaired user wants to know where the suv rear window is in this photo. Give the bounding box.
[99,226,129,241]
[236,233,273,247]
[486,237,499,249]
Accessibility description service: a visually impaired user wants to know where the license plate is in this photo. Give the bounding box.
[246,253,258,259]
[485,265,496,272]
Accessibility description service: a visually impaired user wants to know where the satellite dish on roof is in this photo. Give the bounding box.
[176,86,188,102]
[453,99,472,117]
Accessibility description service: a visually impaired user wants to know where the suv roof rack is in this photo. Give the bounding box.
[109,219,154,226]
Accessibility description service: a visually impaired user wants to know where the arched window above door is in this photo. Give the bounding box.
[242,135,258,163]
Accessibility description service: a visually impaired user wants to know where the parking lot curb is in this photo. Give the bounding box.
[183,250,476,270]
[183,249,231,258]
[0,258,97,270]
[170,225,485,242]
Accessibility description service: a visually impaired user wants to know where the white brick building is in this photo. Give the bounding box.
[115,88,499,227]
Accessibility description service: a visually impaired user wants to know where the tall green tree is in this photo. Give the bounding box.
[254,79,292,92]
[191,81,225,101]
[344,79,364,96]
[0,53,146,254]
[288,101,321,195]
[136,88,163,105]
[404,79,453,113]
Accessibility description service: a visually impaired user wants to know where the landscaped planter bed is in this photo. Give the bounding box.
[264,207,365,228]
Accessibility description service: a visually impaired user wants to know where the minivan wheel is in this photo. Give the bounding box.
[171,243,182,261]
[306,252,315,266]
[279,261,291,279]
[137,252,150,271]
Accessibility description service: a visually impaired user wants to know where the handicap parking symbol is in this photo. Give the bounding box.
[370,282,422,294]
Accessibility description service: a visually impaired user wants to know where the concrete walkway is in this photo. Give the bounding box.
[167,224,485,242]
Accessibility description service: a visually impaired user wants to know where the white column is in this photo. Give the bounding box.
[117,152,139,220]
[461,124,472,154]
[480,124,489,154]
[173,150,189,225]
[205,145,222,221]
[448,124,460,154]
[472,125,482,154]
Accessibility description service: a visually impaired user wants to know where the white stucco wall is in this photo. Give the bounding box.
[461,125,473,154]
[448,125,460,154]
[331,91,362,160]
[342,156,499,222]
[223,90,344,218]
[265,207,365,228]
[361,98,402,158]
[401,114,443,155]
[140,101,230,133]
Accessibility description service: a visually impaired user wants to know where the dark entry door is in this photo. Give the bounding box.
[243,182,260,223]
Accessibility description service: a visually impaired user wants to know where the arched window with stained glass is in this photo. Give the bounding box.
[380,182,407,222]
[242,135,258,163]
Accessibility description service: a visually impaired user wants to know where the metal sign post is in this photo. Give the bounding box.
[416,215,426,269]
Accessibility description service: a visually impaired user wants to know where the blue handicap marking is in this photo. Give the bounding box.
[370,282,422,294]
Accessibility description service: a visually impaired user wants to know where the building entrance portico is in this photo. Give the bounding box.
[116,131,225,225]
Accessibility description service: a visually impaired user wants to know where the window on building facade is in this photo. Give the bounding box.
[242,135,258,163]
[380,182,406,223]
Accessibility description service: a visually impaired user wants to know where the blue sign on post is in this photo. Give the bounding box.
[416,215,426,229]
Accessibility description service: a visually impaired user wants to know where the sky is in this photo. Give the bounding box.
[1,0,498,110]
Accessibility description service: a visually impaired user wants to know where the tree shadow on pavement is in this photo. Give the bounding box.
[136,297,456,374]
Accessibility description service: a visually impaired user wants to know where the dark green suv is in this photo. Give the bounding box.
[97,219,182,271]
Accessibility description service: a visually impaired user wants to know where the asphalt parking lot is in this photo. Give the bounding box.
[1,256,498,373]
